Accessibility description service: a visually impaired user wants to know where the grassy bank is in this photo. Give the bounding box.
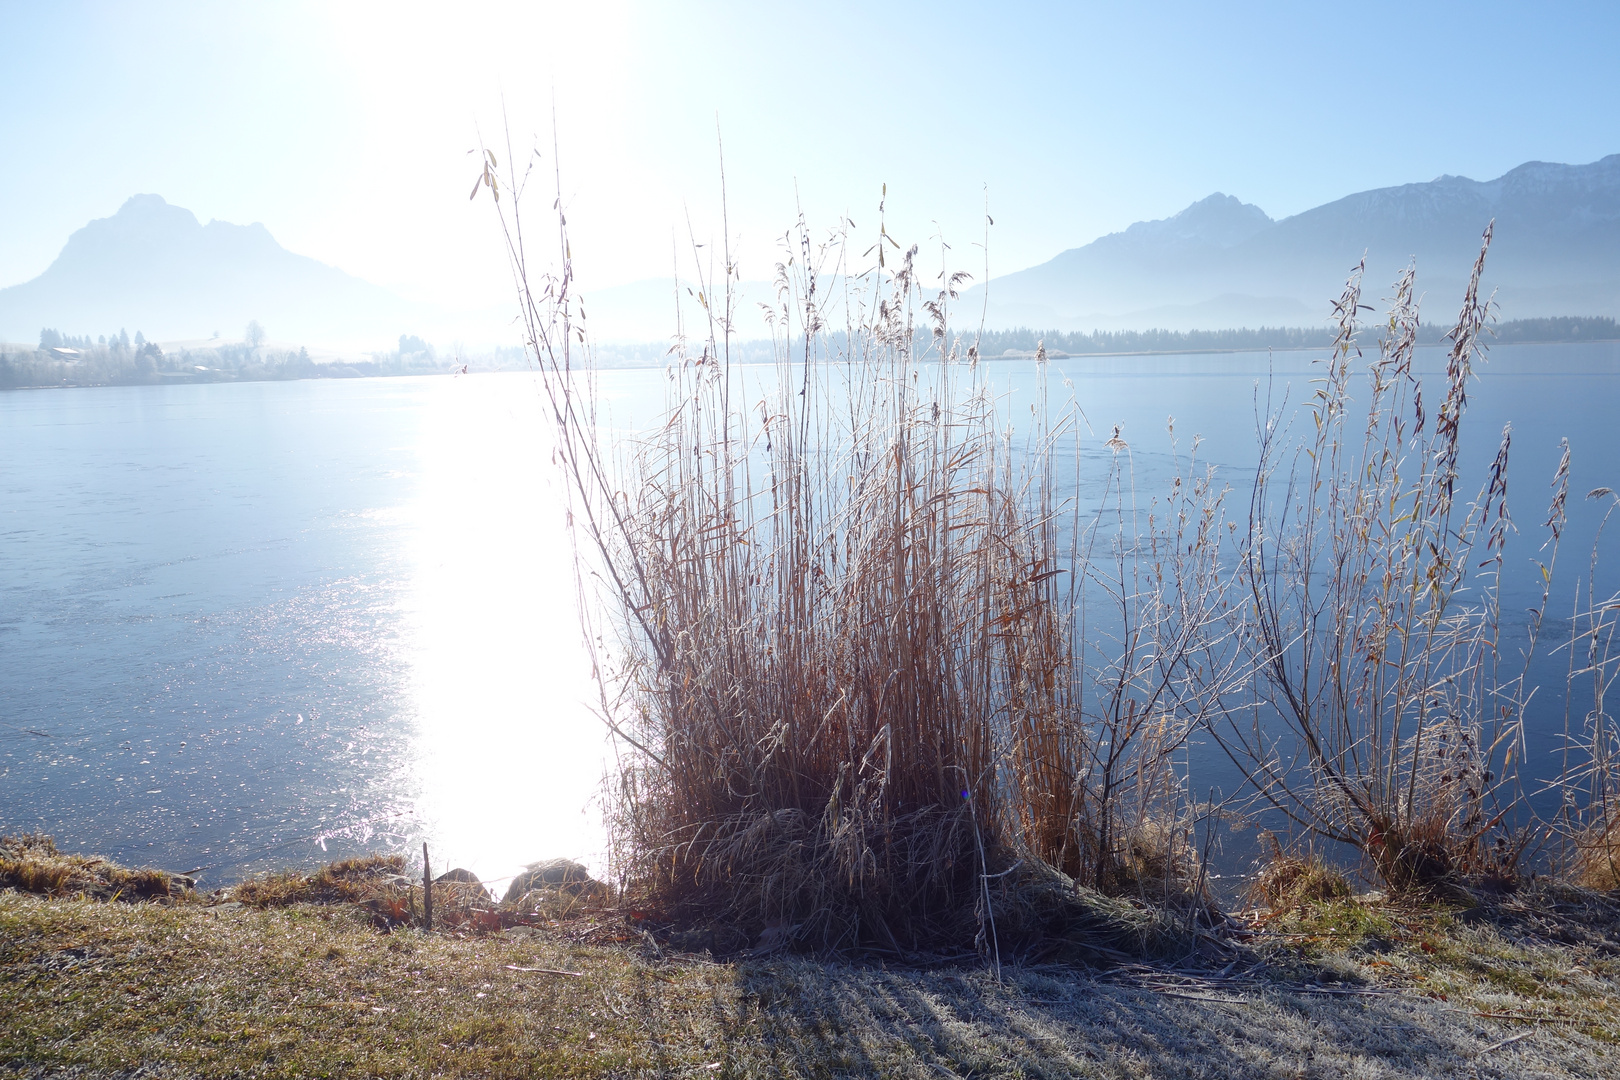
[3,879,1618,1079]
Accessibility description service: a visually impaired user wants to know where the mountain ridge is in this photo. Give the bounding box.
[970,154,1620,331]
[0,194,425,348]
[5,156,1619,346]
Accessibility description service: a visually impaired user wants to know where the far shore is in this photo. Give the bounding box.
[3,321,1618,394]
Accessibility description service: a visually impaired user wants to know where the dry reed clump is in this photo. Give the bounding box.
[1574,814,1620,890]
[1093,819,1208,906]
[231,853,408,908]
[489,149,1620,951]
[1249,844,1352,912]
[977,857,1223,964]
[1215,227,1554,900]
[230,855,531,932]
[486,156,1238,958]
[1552,485,1620,892]
[0,833,189,902]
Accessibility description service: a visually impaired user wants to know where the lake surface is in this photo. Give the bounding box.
[3,342,1617,888]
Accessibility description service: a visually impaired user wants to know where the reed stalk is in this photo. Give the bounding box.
[482,143,1615,941]
[482,149,1242,951]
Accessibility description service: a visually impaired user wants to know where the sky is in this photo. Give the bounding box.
[2,0,1619,315]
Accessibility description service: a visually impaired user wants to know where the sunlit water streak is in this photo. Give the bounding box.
[399,373,605,891]
[1,343,1615,887]
[0,373,609,889]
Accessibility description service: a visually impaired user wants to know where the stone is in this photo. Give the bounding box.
[503,859,601,904]
[434,867,483,886]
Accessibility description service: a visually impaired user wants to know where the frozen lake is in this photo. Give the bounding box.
[2,341,1616,887]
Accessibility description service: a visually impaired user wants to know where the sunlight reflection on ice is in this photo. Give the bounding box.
[403,373,609,892]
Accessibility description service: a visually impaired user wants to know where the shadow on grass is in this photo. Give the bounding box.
[694,954,1601,1080]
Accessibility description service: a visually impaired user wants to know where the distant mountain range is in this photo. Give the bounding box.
[0,195,437,348]
[965,155,1620,331]
[4,156,1619,348]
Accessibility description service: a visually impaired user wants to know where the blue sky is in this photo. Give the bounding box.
[2,0,1617,310]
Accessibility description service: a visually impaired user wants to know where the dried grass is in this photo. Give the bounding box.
[229,854,622,933]
[232,853,409,908]
[1249,844,1352,912]
[0,833,188,902]
[5,888,1617,1078]
[1215,231,1558,898]
[484,157,1238,956]
[1573,813,1620,890]
[478,144,1617,949]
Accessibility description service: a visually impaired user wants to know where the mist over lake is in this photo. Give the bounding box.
[3,342,1615,889]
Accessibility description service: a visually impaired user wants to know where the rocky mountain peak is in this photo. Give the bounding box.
[1113,192,1274,250]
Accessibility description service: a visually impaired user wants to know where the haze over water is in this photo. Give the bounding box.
[2,342,1616,888]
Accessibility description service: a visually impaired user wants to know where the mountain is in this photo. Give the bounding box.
[13,158,1615,349]
[969,155,1620,331]
[0,195,425,348]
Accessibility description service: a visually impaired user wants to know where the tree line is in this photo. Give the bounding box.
[39,327,152,352]
[968,316,1619,357]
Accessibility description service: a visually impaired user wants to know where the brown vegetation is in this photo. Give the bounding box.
[1211,230,1606,899]
[1249,843,1352,912]
[225,854,621,934]
[484,152,1247,958]
[233,854,410,908]
[474,138,1620,953]
[1574,813,1620,890]
[0,833,189,902]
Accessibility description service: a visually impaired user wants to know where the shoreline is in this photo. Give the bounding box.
[3,334,1618,394]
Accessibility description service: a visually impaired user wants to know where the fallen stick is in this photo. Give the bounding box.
[1154,991,1250,1005]
[1471,1012,1571,1024]
[1477,1031,1533,1056]
[506,965,586,977]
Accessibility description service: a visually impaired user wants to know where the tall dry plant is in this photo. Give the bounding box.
[483,150,1240,953]
[1215,226,1540,896]
[1011,404,1242,907]
[1555,487,1620,888]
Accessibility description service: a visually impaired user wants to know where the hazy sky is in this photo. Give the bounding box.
[3,0,1618,312]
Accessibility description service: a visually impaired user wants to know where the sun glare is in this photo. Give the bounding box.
[402,371,608,887]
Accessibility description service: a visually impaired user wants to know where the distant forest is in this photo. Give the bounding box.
[0,330,451,390]
[587,316,1620,368]
[2,317,1615,389]
[966,316,1620,358]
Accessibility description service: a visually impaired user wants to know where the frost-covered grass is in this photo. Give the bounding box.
[3,886,1616,1079]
